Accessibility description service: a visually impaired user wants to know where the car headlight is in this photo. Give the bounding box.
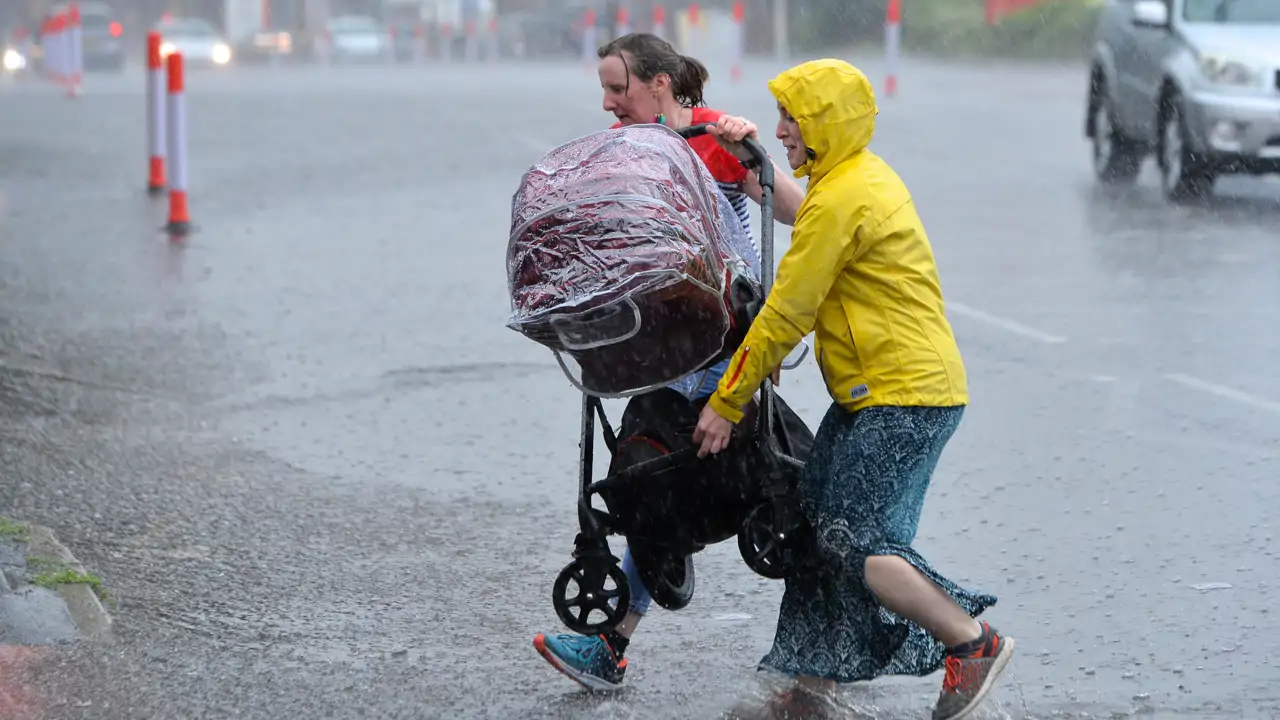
[160,41,176,57]
[1199,55,1255,86]
[3,48,25,71]
[212,43,231,64]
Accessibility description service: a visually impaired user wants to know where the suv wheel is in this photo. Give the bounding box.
[1158,96,1215,201]
[1091,84,1142,184]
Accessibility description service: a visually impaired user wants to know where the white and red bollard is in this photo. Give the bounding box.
[146,31,166,195]
[884,0,901,97]
[487,16,500,63]
[69,4,83,95]
[730,1,744,83]
[686,3,701,56]
[45,9,83,96]
[413,25,426,64]
[42,13,70,88]
[438,22,454,63]
[581,9,597,68]
[165,52,192,236]
[463,19,478,62]
[615,6,631,38]
[64,4,83,96]
[651,5,666,41]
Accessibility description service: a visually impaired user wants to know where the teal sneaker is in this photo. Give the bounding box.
[533,632,628,692]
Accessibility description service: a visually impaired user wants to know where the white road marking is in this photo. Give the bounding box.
[947,302,1068,345]
[1165,373,1280,416]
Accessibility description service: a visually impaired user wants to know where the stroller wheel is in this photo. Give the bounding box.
[738,499,811,580]
[628,539,695,611]
[552,557,631,635]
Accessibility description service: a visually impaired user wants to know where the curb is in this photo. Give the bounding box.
[22,524,113,641]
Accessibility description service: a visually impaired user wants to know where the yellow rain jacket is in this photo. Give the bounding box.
[707,59,968,424]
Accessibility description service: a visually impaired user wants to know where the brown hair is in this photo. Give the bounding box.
[597,33,710,108]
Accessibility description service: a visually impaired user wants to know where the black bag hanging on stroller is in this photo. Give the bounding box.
[505,123,815,634]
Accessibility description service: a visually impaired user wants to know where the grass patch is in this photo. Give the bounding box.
[0,518,31,542]
[26,557,111,603]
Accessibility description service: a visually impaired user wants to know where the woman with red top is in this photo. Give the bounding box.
[531,32,807,693]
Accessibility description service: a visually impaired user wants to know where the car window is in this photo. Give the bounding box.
[1183,0,1280,23]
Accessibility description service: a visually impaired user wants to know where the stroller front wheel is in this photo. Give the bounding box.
[552,557,631,634]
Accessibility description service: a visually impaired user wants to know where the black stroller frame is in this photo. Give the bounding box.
[550,124,813,635]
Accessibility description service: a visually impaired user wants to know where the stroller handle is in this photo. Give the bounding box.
[677,123,774,191]
[676,121,781,438]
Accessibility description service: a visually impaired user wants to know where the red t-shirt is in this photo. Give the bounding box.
[610,107,750,186]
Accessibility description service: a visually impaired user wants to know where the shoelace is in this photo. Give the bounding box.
[942,656,963,692]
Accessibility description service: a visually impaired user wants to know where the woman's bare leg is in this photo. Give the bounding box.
[863,555,982,647]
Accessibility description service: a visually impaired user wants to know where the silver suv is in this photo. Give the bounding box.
[1085,0,1280,200]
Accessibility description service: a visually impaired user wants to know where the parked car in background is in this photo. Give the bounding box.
[3,26,33,75]
[1086,0,1280,201]
[45,1,125,71]
[155,16,232,67]
[317,15,391,63]
[233,24,296,65]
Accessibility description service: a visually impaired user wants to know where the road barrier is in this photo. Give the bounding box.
[885,0,902,97]
[38,6,83,97]
[164,52,191,236]
[146,32,166,195]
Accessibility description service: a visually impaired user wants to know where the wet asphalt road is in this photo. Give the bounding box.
[1,54,1278,719]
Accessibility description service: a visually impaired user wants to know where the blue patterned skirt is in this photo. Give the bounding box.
[758,403,997,683]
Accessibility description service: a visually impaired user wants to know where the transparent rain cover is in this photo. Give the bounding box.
[506,124,747,398]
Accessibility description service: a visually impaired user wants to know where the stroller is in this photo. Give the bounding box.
[506,123,815,635]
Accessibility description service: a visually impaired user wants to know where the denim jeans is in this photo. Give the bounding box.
[620,547,653,615]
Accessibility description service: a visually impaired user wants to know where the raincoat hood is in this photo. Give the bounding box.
[767,59,877,182]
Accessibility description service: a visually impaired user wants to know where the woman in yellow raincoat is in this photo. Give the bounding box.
[696,60,1017,720]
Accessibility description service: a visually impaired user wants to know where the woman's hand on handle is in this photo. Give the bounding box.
[706,115,759,163]
[713,115,805,226]
[693,402,735,458]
